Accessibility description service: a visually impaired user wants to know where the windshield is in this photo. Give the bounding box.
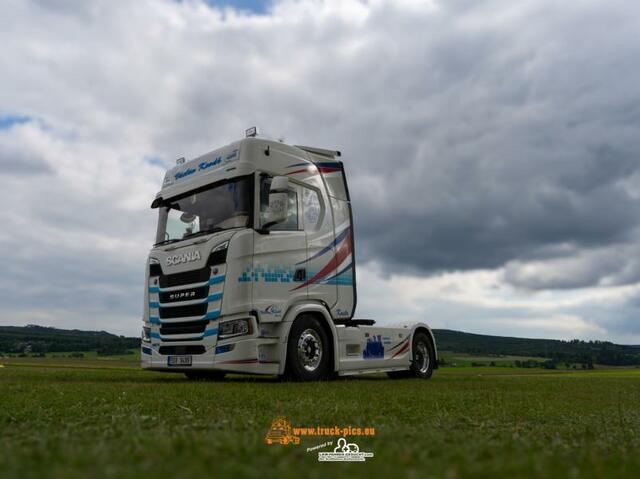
[155,176,252,245]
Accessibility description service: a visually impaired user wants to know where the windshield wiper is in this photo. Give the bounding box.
[182,227,226,240]
[154,238,182,247]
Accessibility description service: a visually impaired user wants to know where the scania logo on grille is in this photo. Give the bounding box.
[169,291,197,300]
[166,250,201,266]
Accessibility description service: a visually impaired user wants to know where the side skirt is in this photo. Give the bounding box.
[338,366,410,376]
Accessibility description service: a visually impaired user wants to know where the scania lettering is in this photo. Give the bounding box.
[141,130,438,381]
[166,250,201,266]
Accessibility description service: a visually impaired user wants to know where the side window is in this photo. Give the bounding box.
[302,187,321,231]
[259,176,299,231]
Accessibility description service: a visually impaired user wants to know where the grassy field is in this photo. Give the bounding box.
[1,357,639,479]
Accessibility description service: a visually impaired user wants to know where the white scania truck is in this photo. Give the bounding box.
[142,129,437,381]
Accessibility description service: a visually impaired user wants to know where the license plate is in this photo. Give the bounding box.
[167,355,192,366]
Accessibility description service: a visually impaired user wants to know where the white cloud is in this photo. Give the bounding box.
[1,0,639,342]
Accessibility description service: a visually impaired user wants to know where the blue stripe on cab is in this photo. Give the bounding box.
[149,317,161,324]
[142,346,152,355]
[208,293,223,302]
[149,302,159,309]
[148,287,159,293]
[150,332,161,339]
[209,275,225,285]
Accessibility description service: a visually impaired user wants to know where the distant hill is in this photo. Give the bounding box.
[1,325,639,366]
[0,325,139,356]
[433,329,640,366]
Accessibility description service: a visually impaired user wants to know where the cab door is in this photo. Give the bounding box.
[252,176,307,321]
[301,185,338,309]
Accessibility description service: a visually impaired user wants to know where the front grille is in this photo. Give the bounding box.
[160,303,208,319]
[159,285,209,304]
[160,320,208,336]
[159,345,206,355]
[159,266,211,288]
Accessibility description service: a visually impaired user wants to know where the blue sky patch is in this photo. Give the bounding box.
[144,156,166,168]
[203,0,271,14]
[0,115,31,130]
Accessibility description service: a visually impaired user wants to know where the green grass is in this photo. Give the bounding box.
[1,358,639,479]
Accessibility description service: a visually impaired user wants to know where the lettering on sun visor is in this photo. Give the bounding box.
[174,149,239,181]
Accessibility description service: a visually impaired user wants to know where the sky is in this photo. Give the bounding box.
[1,0,640,343]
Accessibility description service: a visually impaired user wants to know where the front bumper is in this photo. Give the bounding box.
[141,324,282,375]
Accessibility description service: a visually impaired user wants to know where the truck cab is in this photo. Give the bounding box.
[141,131,437,380]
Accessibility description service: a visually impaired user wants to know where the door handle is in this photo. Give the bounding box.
[294,268,306,282]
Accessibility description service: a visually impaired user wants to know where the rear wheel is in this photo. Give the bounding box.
[387,331,435,379]
[184,371,226,381]
[285,315,332,381]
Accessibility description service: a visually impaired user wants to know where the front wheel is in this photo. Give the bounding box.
[285,315,332,381]
[387,332,435,379]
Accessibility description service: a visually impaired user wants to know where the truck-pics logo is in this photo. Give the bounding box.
[166,250,201,266]
[264,416,376,449]
[264,417,300,445]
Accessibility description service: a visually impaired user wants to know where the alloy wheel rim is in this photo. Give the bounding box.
[297,329,323,372]
[415,341,430,373]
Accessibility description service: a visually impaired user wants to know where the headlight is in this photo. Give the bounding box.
[142,326,151,343]
[218,318,251,339]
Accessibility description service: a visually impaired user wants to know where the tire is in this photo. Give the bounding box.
[285,315,332,381]
[184,371,226,381]
[387,331,435,379]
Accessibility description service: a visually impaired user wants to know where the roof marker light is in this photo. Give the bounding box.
[176,157,186,165]
[246,126,258,138]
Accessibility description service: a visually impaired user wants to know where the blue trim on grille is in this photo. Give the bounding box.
[150,332,161,339]
[151,293,223,309]
[148,275,224,294]
[142,346,152,355]
[203,328,219,337]
[149,309,220,324]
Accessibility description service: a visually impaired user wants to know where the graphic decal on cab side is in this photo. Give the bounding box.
[236,228,353,289]
[363,334,384,359]
[291,226,353,291]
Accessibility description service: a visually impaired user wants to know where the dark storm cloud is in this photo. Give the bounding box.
[325,1,640,287]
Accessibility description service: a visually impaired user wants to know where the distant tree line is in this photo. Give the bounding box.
[434,329,640,366]
[0,325,139,356]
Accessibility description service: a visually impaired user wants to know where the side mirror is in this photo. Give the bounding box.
[262,176,289,229]
[180,212,197,223]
